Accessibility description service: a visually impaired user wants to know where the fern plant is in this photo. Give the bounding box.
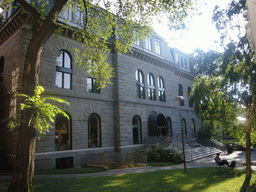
[8,86,70,138]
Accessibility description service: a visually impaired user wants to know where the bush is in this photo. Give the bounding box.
[138,148,183,164]
[197,122,213,140]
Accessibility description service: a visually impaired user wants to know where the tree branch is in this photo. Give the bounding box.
[82,0,91,39]
[16,0,40,20]
[37,0,68,45]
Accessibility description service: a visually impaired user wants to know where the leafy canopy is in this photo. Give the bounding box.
[13,0,194,88]
[190,0,256,146]
[191,75,238,130]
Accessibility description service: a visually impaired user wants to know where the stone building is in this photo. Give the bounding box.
[247,0,256,58]
[0,2,200,169]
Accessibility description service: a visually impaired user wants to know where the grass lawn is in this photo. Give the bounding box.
[34,165,108,175]
[1,167,256,192]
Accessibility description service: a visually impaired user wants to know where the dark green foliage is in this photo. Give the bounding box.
[197,123,213,140]
[139,147,183,164]
[192,49,222,76]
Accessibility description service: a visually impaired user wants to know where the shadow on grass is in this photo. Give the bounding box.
[0,167,247,192]
[34,165,107,175]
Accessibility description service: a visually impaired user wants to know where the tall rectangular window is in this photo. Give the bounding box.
[55,50,72,89]
[87,77,100,94]
[158,76,165,102]
[136,70,145,99]
[148,73,156,101]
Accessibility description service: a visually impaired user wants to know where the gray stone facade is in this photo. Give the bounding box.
[0,5,200,169]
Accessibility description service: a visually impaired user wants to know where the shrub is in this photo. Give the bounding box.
[197,122,213,140]
[138,148,183,163]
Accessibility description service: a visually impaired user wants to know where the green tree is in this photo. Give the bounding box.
[213,1,255,189]
[0,0,194,191]
[191,75,238,134]
[192,49,222,76]
[191,0,255,190]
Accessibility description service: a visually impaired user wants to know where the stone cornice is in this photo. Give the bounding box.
[127,48,195,81]
[0,9,30,46]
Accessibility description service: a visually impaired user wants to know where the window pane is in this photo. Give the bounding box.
[155,41,160,54]
[88,114,101,148]
[159,77,164,88]
[64,52,71,68]
[151,75,154,85]
[135,70,138,81]
[184,59,188,69]
[181,57,184,67]
[56,51,63,67]
[55,72,63,88]
[145,37,151,50]
[87,77,92,92]
[152,89,155,100]
[140,87,144,98]
[133,116,142,144]
[64,73,71,89]
[137,85,140,98]
[179,84,183,96]
[139,71,143,83]
[92,78,97,92]
[148,88,151,99]
[55,113,71,151]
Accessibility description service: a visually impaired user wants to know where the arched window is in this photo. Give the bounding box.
[188,87,193,107]
[55,113,72,151]
[182,118,187,137]
[88,113,101,148]
[178,84,184,106]
[132,115,142,144]
[191,119,196,138]
[55,50,72,89]
[166,117,172,138]
[148,73,156,100]
[158,76,166,102]
[135,70,145,99]
[148,112,166,136]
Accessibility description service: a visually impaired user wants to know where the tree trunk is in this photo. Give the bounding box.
[240,116,252,192]
[245,118,251,177]
[241,94,255,192]
[7,109,36,192]
[7,1,68,190]
[8,33,44,192]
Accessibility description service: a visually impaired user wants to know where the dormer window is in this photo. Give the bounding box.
[155,40,161,54]
[134,39,140,46]
[176,54,180,65]
[144,37,152,50]
[181,57,184,68]
[184,59,188,69]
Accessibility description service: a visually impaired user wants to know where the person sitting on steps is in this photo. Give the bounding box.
[215,153,236,167]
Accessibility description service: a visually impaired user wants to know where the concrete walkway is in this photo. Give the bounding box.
[1,150,255,180]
